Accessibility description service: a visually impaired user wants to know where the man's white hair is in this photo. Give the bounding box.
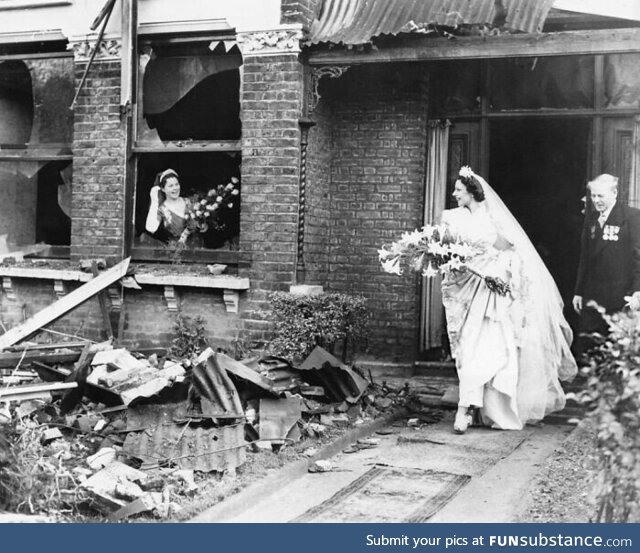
[588,173,619,191]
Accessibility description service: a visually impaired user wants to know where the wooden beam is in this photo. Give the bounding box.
[307,27,640,65]
[0,258,130,351]
[0,381,77,402]
[0,351,81,369]
[92,261,114,340]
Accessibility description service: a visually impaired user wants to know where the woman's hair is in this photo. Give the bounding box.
[458,173,485,202]
[155,168,179,188]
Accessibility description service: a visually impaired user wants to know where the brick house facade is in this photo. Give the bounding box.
[1,1,640,364]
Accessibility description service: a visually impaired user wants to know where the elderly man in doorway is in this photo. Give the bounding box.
[573,173,640,353]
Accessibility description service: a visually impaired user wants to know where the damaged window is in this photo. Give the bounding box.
[132,41,242,260]
[605,53,640,109]
[490,56,594,111]
[0,56,74,258]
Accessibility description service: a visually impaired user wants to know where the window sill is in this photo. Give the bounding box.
[0,263,250,313]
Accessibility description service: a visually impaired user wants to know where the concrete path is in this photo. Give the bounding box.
[193,411,572,523]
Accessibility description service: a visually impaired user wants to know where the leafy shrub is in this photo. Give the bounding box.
[269,292,370,362]
[169,313,208,362]
[575,308,640,522]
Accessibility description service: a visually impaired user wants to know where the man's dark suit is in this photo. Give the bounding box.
[575,201,640,334]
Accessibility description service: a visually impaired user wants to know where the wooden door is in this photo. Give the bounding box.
[446,121,481,208]
[602,117,635,204]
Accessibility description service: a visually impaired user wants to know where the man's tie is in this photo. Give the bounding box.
[598,213,607,228]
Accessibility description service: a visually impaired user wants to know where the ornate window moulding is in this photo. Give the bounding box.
[237,26,305,56]
[70,38,121,62]
[0,266,249,314]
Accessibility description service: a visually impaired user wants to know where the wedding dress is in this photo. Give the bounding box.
[441,176,577,430]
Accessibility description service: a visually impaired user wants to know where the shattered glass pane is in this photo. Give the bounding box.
[0,160,71,248]
[138,53,242,142]
[490,56,594,110]
[605,53,640,109]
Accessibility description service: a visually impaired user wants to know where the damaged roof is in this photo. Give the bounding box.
[307,0,555,45]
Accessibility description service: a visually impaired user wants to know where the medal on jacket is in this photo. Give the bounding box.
[603,225,620,241]
[590,224,597,239]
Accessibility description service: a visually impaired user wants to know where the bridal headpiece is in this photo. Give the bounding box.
[459,166,475,179]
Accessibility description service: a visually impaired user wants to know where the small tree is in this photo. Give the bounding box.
[269,292,370,363]
[575,307,640,522]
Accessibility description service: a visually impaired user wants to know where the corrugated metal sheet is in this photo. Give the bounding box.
[191,356,245,419]
[308,0,555,45]
[123,402,246,472]
[298,346,369,402]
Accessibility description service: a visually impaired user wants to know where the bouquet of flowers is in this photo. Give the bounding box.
[378,225,511,296]
[186,177,240,234]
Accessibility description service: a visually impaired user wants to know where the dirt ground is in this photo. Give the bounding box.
[517,419,599,523]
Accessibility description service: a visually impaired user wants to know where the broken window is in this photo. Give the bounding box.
[131,38,242,260]
[489,56,594,111]
[605,53,640,109]
[0,56,74,257]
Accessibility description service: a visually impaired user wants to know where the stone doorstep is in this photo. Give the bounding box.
[190,406,409,523]
[354,360,456,380]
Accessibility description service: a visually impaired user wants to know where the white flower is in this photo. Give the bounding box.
[445,257,464,272]
[459,166,474,179]
[427,241,448,256]
[624,292,640,311]
[216,196,223,203]
[399,229,423,247]
[231,189,240,196]
[449,242,477,259]
[422,262,438,278]
[231,177,239,184]
[381,257,402,275]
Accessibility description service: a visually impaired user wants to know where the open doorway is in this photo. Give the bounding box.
[489,118,591,329]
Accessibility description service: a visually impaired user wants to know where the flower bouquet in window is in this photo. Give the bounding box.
[185,177,240,236]
[378,225,511,296]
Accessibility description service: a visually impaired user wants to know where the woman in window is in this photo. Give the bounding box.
[145,169,191,244]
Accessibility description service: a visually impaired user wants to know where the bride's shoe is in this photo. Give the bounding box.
[453,411,473,434]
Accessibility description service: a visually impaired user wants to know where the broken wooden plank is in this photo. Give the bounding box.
[0,381,77,402]
[0,350,81,369]
[4,340,89,352]
[0,258,130,351]
[92,260,114,340]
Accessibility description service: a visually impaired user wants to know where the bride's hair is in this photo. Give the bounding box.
[458,173,485,202]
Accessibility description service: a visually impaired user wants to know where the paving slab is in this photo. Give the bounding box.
[194,410,570,523]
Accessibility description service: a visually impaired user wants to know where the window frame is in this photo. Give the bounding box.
[128,31,244,265]
[0,49,74,259]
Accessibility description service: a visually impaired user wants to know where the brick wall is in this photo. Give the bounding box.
[320,63,429,360]
[280,0,322,26]
[71,59,126,261]
[239,53,305,346]
[0,279,242,351]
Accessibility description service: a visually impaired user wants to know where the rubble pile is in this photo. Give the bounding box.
[0,342,408,521]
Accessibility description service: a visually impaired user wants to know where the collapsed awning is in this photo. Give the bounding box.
[307,0,555,46]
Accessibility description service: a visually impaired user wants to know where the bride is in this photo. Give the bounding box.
[441,166,577,433]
